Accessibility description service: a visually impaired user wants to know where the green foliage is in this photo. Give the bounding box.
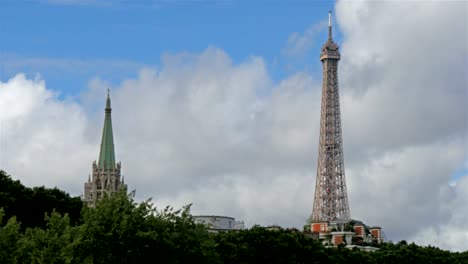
[0,209,21,263]
[15,212,80,264]
[369,241,468,264]
[0,170,466,263]
[0,170,82,230]
[343,221,355,232]
[215,226,329,264]
[76,191,218,264]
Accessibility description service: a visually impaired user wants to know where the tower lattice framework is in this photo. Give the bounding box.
[312,12,350,222]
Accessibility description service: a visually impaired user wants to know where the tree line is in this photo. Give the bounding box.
[0,170,466,263]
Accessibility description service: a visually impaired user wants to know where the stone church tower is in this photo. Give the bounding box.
[84,92,126,206]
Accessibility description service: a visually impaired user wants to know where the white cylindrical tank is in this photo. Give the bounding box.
[193,215,242,231]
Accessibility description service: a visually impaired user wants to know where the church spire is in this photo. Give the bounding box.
[98,90,116,169]
[84,90,126,206]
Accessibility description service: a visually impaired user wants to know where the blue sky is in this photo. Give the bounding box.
[1,0,337,97]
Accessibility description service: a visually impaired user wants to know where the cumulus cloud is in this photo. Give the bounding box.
[336,0,467,251]
[0,74,95,192]
[0,0,466,252]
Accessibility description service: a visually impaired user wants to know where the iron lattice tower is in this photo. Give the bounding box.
[312,12,350,222]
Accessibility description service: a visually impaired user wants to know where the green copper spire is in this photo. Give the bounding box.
[98,90,116,169]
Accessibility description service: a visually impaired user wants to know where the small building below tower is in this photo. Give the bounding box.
[310,219,384,249]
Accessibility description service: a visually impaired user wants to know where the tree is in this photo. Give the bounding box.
[0,209,21,263]
[0,170,82,230]
[15,212,81,264]
[76,191,217,264]
[215,226,329,264]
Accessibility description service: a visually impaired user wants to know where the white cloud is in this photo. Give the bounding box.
[0,74,95,192]
[0,0,466,252]
[283,20,328,57]
[409,175,468,252]
[336,0,467,250]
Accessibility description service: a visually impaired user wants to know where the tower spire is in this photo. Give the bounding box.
[106,88,111,112]
[328,11,332,40]
[98,90,115,169]
[84,90,126,207]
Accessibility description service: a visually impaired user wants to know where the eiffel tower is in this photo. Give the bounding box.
[311,12,351,222]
